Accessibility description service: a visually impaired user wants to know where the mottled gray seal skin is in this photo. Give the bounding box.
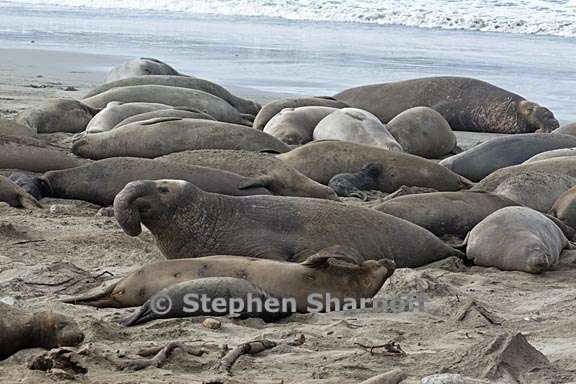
[328,163,381,200]
[334,77,559,134]
[82,85,252,125]
[464,207,573,274]
[386,106,457,159]
[72,118,290,160]
[373,191,519,239]
[12,157,271,206]
[254,96,348,130]
[439,133,576,182]
[0,118,35,137]
[313,108,403,152]
[105,58,184,83]
[277,141,471,193]
[263,106,337,145]
[552,122,576,136]
[157,149,338,200]
[15,98,100,133]
[85,75,261,116]
[115,108,215,128]
[0,175,41,209]
[524,148,576,163]
[113,179,463,267]
[85,102,171,133]
[550,186,576,228]
[0,303,84,360]
[120,277,286,326]
[0,135,86,172]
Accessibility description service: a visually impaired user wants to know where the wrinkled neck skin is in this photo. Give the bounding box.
[469,100,528,134]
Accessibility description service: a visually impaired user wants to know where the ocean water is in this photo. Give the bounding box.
[0,1,575,122]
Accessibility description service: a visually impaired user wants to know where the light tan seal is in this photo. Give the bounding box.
[263,106,337,145]
[105,57,184,82]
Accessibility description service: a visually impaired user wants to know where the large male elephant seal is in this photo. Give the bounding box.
[114,108,215,128]
[550,186,576,228]
[85,102,171,133]
[105,57,184,82]
[0,303,84,360]
[64,246,395,309]
[263,106,337,146]
[82,85,252,125]
[12,157,271,206]
[72,118,290,160]
[439,134,576,182]
[372,191,519,240]
[157,150,338,200]
[552,122,576,136]
[0,118,35,137]
[0,175,41,209]
[334,77,559,134]
[253,97,348,130]
[524,148,576,164]
[313,108,403,152]
[0,136,86,172]
[85,75,260,116]
[113,179,464,267]
[277,141,470,192]
[15,98,99,133]
[463,207,573,274]
[386,107,457,158]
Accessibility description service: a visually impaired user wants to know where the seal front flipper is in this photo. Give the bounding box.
[237,175,274,191]
[119,301,155,327]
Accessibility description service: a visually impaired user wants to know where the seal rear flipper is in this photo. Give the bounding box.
[300,246,365,270]
[61,283,119,308]
[119,302,156,327]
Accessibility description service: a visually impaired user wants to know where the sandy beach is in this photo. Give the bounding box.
[0,44,575,384]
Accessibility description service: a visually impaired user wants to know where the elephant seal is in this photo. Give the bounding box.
[85,102,171,133]
[0,135,86,172]
[63,246,395,309]
[386,107,457,158]
[0,175,41,209]
[105,58,184,82]
[552,122,576,136]
[12,157,271,206]
[372,191,519,239]
[85,75,260,116]
[113,179,463,267]
[550,186,576,228]
[439,133,576,182]
[0,303,84,360]
[263,106,337,145]
[114,108,215,128]
[120,277,285,326]
[463,207,573,273]
[15,98,99,133]
[254,97,348,130]
[328,163,381,200]
[313,108,403,152]
[157,149,338,200]
[0,118,35,137]
[334,76,560,134]
[277,141,471,193]
[524,148,576,164]
[82,85,252,125]
[72,118,290,160]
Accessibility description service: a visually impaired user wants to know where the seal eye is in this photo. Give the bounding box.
[157,186,169,194]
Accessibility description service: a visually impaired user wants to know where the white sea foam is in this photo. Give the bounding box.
[2,0,576,38]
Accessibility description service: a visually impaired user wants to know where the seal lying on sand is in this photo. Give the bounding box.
[113,179,463,267]
[0,118,35,137]
[15,98,100,133]
[328,163,381,200]
[12,157,271,206]
[0,303,84,360]
[439,134,576,182]
[85,75,260,116]
[0,175,41,209]
[462,207,573,274]
[254,97,348,130]
[72,118,290,160]
[157,150,338,200]
[263,106,337,146]
[85,102,171,133]
[63,246,395,309]
[524,148,576,163]
[334,76,560,134]
[313,108,403,152]
[105,57,184,82]
[277,141,470,192]
[550,186,576,228]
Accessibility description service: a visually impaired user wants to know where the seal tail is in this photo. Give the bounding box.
[61,283,118,308]
[119,302,155,327]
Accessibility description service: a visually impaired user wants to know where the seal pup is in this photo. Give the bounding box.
[72,117,290,160]
[334,76,559,133]
[263,106,337,146]
[63,246,395,309]
[313,108,403,152]
[15,98,99,133]
[0,175,42,209]
[113,179,464,267]
[328,163,381,200]
[277,141,471,192]
[0,303,84,360]
[462,207,573,274]
[157,150,338,200]
[105,57,184,82]
[11,157,271,206]
[386,106,457,158]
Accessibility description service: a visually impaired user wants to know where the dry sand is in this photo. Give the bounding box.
[0,48,575,384]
